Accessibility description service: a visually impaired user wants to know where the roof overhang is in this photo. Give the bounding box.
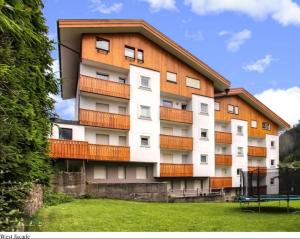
[57,19,231,99]
[215,88,290,130]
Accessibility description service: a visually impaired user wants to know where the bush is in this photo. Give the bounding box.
[44,192,74,206]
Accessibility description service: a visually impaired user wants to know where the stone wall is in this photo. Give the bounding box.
[53,172,86,196]
[22,184,43,218]
[86,182,168,202]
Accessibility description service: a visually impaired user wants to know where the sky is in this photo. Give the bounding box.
[44,0,300,126]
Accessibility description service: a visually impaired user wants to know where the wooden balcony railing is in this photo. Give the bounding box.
[80,109,130,130]
[49,139,130,161]
[215,131,232,144]
[215,154,232,166]
[248,146,267,157]
[160,106,192,124]
[210,177,232,189]
[80,75,130,99]
[160,163,193,177]
[248,166,267,175]
[160,134,193,151]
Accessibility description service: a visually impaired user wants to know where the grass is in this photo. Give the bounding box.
[30,199,300,232]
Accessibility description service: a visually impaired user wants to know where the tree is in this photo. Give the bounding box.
[0,0,57,230]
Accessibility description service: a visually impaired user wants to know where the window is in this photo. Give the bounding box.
[164,153,173,163]
[118,166,126,179]
[181,104,187,110]
[270,178,275,185]
[234,106,239,114]
[96,38,110,52]
[137,49,144,62]
[262,122,271,130]
[221,146,227,154]
[163,127,173,135]
[136,167,147,179]
[251,120,257,128]
[96,72,109,80]
[140,136,150,147]
[125,45,135,59]
[214,102,220,111]
[271,140,276,148]
[186,77,200,89]
[181,128,188,137]
[200,154,208,164]
[237,147,244,157]
[200,103,208,114]
[222,168,227,176]
[140,105,151,119]
[140,76,150,89]
[94,165,106,179]
[200,129,208,139]
[118,77,126,84]
[227,104,234,114]
[237,126,243,135]
[118,106,126,115]
[271,159,275,166]
[237,168,242,176]
[59,128,72,140]
[162,100,173,108]
[96,134,109,145]
[96,103,109,112]
[118,136,127,146]
[167,72,177,83]
[182,154,188,163]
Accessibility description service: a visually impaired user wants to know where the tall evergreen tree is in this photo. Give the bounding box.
[0,0,57,230]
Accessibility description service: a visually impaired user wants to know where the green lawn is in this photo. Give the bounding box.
[31,199,300,232]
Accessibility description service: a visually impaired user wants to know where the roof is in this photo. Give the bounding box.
[57,19,230,99]
[215,88,290,130]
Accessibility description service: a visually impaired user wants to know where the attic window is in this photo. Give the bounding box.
[262,122,271,130]
[96,38,110,53]
[137,49,144,63]
[125,45,135,59]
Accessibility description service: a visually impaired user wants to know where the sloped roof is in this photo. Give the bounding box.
[215,88,290,130]
[58,19,230,99]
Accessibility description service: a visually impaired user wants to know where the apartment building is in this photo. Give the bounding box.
[49,19,290,196]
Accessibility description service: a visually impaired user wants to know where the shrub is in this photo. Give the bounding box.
[44,192,74,206]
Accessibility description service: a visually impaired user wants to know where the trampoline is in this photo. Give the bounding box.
[239,167,300,213]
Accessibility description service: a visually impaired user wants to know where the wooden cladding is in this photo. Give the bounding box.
[80,109,130,130]
[160,134,193,151]
[210,177,232,189]
[160,106,192,124]
[80,75,130,99]
[248,166,267,175]
[49,139,130,162]
[215,154,232,166]
[248,146,267,157]
[160,163,193,177]
[215,131,232,144]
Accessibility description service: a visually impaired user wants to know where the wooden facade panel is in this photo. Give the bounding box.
[248,166,267,175]
[160,106,192,124]
[215,154,232,166]
[81,33,214,98]
[80,75,130,99]
[215,96,279,137]
[215,131,232,144]
[160,134,193,151]
[160,163,193,177]
[248,146,267,157]
[80,109,130,130]
[210,177,232,189]
[49,139,130,161]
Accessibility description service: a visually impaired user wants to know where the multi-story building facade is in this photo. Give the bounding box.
[49,19,290,196]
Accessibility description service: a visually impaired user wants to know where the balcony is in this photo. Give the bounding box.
[80,109,130,130]
[215,154,232,166]
[160,163,193,177]
[248,146,267,157]
[80,75,130,99]
[160,106,192,124]
[248,166,267,175]
[215,131,232,144]
[210,177,232,189]
[160,134,193,151]
[49,139,130,161]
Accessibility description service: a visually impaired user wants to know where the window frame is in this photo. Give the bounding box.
[96,37,110,53]
[137,49,144,63]
[200,128,208,139]
[124,45,135,59]
[237,125,243,135]
[251,120,257,128]
[227,104,234,114]
[262,121,271,130]
[96,72,109,80]
[237,147,244,157]
[200,103,208,115]
[166,71,177,83]
[214,102,220,111]
[200,154,208,164]
[186,77,200,89]
[139,75,151,90]
[59,128,73,140]
[234,106,239,115]
[271,140,276,148]
[139,105,151,119]
[140,136,150,147]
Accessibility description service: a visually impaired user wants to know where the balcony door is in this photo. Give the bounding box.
[96,103,109,112]
[96,134,109,145]
[163,127,173,135]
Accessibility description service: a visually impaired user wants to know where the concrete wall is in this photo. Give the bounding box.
[51,123,85,141]
[53,172,86,196]
[22,184,43,218]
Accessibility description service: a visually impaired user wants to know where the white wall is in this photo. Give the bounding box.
[192,94,215,177]
[80,63,129,84]
[51,123,85,141]
[231,119,248,187]
[128,65,160,171]
[266,134,279,194]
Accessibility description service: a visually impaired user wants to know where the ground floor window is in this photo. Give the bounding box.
[94,165,107,179]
